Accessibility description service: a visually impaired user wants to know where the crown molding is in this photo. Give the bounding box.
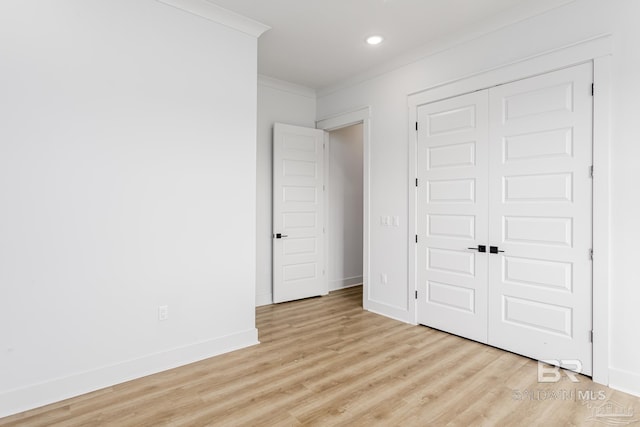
[156,0,270,38]
[317,0,577,97]
[258,75,316,99]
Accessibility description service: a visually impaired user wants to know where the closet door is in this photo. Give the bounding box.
[416,91,489,343]
[487,63,593,374]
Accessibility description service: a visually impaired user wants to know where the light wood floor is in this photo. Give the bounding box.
[2,286,639,426]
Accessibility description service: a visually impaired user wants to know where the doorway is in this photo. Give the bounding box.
[326,124,364,292]
[271,110,369,304]
[317,107,370,307]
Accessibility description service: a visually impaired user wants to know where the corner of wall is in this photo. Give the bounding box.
[0,329,259,419]
[256,77,318,308]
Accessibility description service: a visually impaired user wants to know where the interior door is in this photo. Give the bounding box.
[416,91,490,343]
[487,63,593,374]
[273,123,327,303]
[416,63,593,374]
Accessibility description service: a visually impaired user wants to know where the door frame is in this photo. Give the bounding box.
[408,34,612,386]
[316,107,371,308]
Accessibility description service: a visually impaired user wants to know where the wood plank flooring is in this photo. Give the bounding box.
[2,286,639,426]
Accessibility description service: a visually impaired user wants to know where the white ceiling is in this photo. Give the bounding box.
[209,0,574,90]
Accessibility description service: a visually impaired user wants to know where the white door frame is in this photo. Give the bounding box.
[408,34,612,386]
[316,107,371,308]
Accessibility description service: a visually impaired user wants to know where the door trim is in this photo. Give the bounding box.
[317,107,371,309]
[408,34,612,386]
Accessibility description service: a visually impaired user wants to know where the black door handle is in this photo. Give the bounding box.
[489,246,505,254]
[274,233,288,239]
[467,245,486,253]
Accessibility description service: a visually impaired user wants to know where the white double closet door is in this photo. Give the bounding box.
[417,63,594,375]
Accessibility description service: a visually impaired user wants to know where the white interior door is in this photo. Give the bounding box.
[416,63,593,374]
[487,63,593,374]
[273,123,327,303]
[416,91,489,343]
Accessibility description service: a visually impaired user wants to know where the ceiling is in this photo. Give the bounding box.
[209,0,574,90]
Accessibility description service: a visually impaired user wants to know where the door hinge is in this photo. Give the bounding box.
[591,83,594,96]
[589,330,593,342]
[415,235,418,243]
[323,184,326,191]
[589,249,594,260]
[415,178,419,187]
[415,122,418,131]
[415,290,418,299]
[589,165,594,178]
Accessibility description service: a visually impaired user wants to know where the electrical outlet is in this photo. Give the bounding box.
[158,305,169,321]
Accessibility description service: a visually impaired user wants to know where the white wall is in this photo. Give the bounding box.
[317,0,640,396]
[328,124,364,290]
[0,0,260,417]
[256,77,316,306]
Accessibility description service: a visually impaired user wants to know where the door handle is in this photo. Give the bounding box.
[489,246,505,254]
[467,245,486,253]
[274,233,288,239]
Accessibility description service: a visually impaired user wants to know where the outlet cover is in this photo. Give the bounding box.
[158,305,169,321]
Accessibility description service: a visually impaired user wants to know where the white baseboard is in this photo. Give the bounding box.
[609,367,640,398]
[365,299,413,325]
[329,276,363,291]
[256,292,273,307]
[0,328,259,418]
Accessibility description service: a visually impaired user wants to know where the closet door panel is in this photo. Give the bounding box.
[417,91,489,343]
[487,63,593,375]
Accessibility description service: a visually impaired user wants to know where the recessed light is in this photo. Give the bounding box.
[366,35,384,46]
